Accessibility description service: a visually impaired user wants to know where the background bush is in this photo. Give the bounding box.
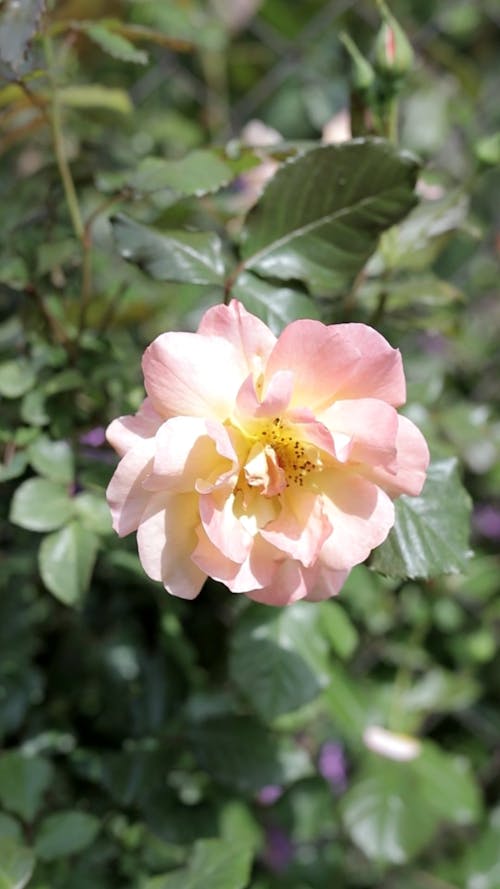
[0,1,499,887]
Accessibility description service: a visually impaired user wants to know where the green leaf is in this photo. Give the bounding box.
[28,436,74,484]
[240,139,419,296]
[0,753,53,822]
[0,0,45,75]
[144,838,253,889]
[319,600,359,659]
[231,271,320,334]
[85,22,148,65]
[111,214,225,285]
[0,360,36,399]
[38,522,99,606]
[9,478,73,532]
[0,451,28,483]
[340,759,436,865]
[189,716,311,795]
[457,807,500,889]
[130,150,234,197]
[73,492,113,535]
[35,810,100,861]
[0,814,22,842]
[0,255,29,290]
[59,85,132,114]
[370,459,472,580]
[413,742,482,827]
[476,131,500,166]
[372,191,469,273]
[229,603,329,722]
[0,838,34,889]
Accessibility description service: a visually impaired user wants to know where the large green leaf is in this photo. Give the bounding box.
[231,271,320,334]
[9,478,73,532]
[38,522,99,606]
[28,436,74,484]
[0,0,45,75]
[340,760,435,865]
[35,810,100,861]
[188,716,311,794]
[0,838,34,889]
[413,742,482,826]
[84,22,149,65]
[240,139,419,295]
[0,753,53,822]
[0,360,36,399]
[144,838,253,889]
[130,150,236,197]
[370,459,472,579]
[111,215,225,285]
[341,741,482,865]
[229,603,330,722]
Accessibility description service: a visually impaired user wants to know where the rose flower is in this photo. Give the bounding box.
[106,300,429,605]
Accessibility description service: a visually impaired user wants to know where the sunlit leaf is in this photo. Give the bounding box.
[38,522,99,605]
[240,139,419,295]
[371,459,472,579]
[111,214,225,285]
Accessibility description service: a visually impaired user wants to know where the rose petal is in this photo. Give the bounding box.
[265,320,406,411]
[137,492,206,599]
[106,439,156,536]
[363,414,430,497]
[197,300,276,373]
[106,398,163,457]
[192,528,278,592]
[261,490,333,567]
[142,331,247,420]
[320,398,399,470]
[236,370,294,420]
[245,559,312,606]
[319,472,395,571]
[199,486,253,564]
[144,417,234,494]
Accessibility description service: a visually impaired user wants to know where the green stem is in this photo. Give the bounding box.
[44,34,84,241]
[386,96,399,143]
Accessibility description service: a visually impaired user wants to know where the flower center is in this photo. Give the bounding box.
[243,417,320,498]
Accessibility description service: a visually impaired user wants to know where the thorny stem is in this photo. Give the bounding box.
[223,261,245,305]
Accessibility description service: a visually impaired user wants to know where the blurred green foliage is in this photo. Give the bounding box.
[0,0,499,887]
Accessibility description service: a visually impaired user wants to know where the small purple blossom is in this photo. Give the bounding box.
[256,784,283,806]
[263,826,294,873]
[80,427,106,447]
[473,504,500,541]
[318,741,348,794]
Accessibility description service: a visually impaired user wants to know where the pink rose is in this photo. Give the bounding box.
[106,300,429,605]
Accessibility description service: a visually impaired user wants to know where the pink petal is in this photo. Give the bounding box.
[142,331,247,420]
[319,472,395,571]
[331,323,406,407]
[236,370,294,419]
[192,529,278,592]
[197,300,276,372]
[245,559,312,606]
[265,320,406,412]
[137,492,206,599]
[303,566,350,601]
[199,487,253,564]
[106,398,163,457]
[265,320,360,412]
[260,490,333,567]
[320,398,399,470]
[144,417,234,494]
[106,439,156,536]
[364,415,430,497]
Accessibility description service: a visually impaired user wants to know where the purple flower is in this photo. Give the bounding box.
[80,427,106,447]
[473,505,500,541]
[318,741,347,793]
[256,784,283,806]
[264,826,294,873]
